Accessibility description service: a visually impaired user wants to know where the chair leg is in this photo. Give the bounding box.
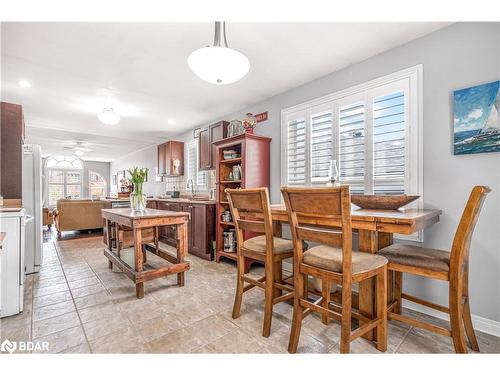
[340,282,352,354]
[154,227,159,255]
[321,278,331,325]
[449,287,468,354]
[394,271,403,314]
[232,252,245,319]
[262,260,274,337]
[288,273,306,353]
[376,267,388,352]
[462,296,480,352]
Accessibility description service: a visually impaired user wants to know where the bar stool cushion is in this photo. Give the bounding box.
[303,245,387,274]
[243,235,294,255]
[378,243,450,273]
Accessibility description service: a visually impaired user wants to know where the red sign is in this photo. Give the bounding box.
[255,112,268,123]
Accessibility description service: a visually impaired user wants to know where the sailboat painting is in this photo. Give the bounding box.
[454,80,500,155]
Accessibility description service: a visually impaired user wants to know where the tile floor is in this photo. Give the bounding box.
[1,231,499,354]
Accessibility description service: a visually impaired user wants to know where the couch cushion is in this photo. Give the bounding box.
[378,243,450,273]
[242,235,294,255]
[303,245,387,274]
[56,199,105,231]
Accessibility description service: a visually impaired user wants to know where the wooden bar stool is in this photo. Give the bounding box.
[378,185,491,353]
[111,224,159,266]
[282,186,388,354]
[226,187,295,338]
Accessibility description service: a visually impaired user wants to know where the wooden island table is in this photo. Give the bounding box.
[102,208,190,299]
[268,204,442,340]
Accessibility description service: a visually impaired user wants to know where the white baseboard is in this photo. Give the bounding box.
[403,300,500,338]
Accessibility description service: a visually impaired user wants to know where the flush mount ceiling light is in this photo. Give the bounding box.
[97,107,121,125]
[74,150,84,156]
[18,79,32,88]
[188,22,250,85]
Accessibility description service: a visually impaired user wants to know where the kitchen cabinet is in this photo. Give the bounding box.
[157,141,184,176]
[198,121,229,171]
[1,102,25,204]
[155,200,215,260]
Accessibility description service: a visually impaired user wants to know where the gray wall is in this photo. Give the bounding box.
[112,23,500,322]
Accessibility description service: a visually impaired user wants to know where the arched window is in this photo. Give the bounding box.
[89,171,106,199]
[45,155,84,169]
[45,155,83,206]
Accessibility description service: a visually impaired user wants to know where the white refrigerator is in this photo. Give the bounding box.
[22,144,43,274]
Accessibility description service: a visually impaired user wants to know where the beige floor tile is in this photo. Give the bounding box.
[134,313,185,342]
[82,314,131,341]
[65,270,96,283]
[73,290,113,310]
[32,325,87,354]
[33,283,69,298]
[77,301,123,324]
[397,327,456,353]
[204,329,273,353]
[89,326,146,353]
[68,276,101,290]
[60,342,92,353]
[33,290,72,309]
[33,300,76,322]
[71,283,106,299]
[0,323,31,342]
[32,311,81,339]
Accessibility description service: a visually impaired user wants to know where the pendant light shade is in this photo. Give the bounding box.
[188,22,250,85]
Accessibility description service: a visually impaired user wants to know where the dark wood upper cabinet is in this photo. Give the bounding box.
[157,140,184,176]
[198,121,228,171]
[1,102,25,202]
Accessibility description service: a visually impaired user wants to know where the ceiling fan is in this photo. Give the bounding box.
[63,141,93,156]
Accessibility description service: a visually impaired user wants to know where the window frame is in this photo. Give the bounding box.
[46,169,83,206]
[281,65,423,240]
[89,170,107,199]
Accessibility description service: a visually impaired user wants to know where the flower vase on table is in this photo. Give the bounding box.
[128,167,149,212]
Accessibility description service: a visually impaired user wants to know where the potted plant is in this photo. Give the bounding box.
[128,166,149,211]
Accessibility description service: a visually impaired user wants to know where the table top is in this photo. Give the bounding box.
[101,208,189,220]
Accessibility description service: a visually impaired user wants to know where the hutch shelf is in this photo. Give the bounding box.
[213,133,271,271]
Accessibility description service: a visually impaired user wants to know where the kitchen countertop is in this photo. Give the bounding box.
[148,197,216,205]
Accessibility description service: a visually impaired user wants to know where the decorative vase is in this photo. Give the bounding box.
[130,183,146,211]
[242,112,257,134]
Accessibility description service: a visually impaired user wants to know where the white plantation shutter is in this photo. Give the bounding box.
[187,141,207,187]
[338,102,365,194]
[310,111,333,182]
[372,91,406,195]
[282,66,421,210]
[287,115,307,185]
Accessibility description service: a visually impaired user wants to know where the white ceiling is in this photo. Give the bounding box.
[1,22,449,161]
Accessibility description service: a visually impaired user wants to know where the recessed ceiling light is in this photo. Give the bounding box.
[74,150,84,156]
[18,80,32,88]
[168,119,175,125]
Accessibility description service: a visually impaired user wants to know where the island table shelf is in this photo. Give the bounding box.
[102,208,190,299]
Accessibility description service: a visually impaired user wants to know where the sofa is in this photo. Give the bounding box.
[53,199,105,236]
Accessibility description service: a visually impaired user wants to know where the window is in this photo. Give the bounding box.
[89,171,106,199]
[47,170,82,206]
[45,155,84,206]
[282,66,422,198]
[187,140,207,189]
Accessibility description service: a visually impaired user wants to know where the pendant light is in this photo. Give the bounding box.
[188,22,250,85]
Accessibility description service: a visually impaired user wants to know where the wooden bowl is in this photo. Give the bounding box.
[351,195,420,210]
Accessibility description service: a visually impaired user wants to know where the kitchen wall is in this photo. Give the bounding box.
[111,23,500,326]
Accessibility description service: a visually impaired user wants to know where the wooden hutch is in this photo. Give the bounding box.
[213,133,271,267]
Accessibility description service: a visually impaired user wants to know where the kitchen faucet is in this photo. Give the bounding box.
[187,179,196,197]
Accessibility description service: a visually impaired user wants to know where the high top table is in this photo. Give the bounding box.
[102,208,190,299]
[268,204,442,340]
